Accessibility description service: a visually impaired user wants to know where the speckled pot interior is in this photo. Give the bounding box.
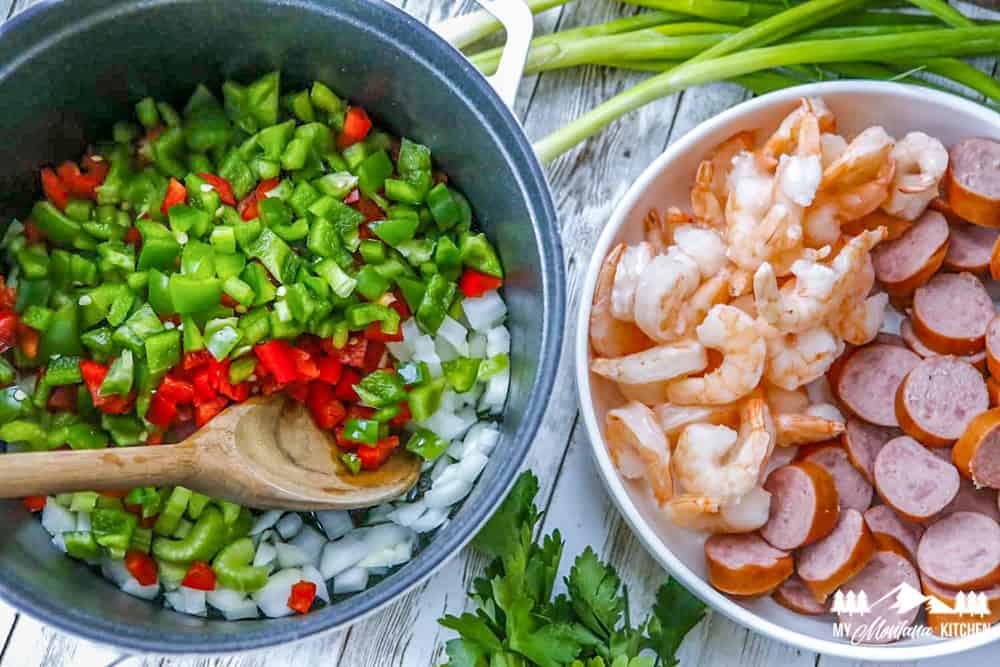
[0,0,564,653]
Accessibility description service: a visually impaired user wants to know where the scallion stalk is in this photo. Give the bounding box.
[620,0,763,23]
[906,0,977,28]
[434,0,571,50]
[533,26,1000,164]
[913,57,1000,105]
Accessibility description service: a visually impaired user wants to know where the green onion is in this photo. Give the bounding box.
[906,0,977,28]
[434,0,572,50]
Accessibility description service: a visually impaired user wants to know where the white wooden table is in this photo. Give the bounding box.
[0,0,998,665]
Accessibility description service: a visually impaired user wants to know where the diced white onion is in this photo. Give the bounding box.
[361,524,415,553]
[420,408,477,442]
[207,588,259,620]
[387,501,427,527]
[254,529,277,547]
[429,455,452,482]
[452,452,490,483]
[412,335,442,378]
[101,558,131,587]
[386,341,411,362]
[275,542,311,568]
[435,337,460,363]
[449,422,500,459]
[332,567,369,595]
[358,540,414,569]
[437,316,470,358]
[253,542,277,569]
[121,578,160,601]
[42,501,77,536]
[251,510,283,535]
[468,333,487,359]
[51,534,67,553]
[319,535,368,579]
[275,513,303,539]
[462,291,507,332]
[290,526,326,567]
[409,508,450,533]
[486,326,510,358]
[253,568,302,618]
[315,511,353,540]
[424,478,474,509]
[300,564,331,603]
[165,587,207,616]
[76,512,92,532]
[363,503,395,526]
[479,369,510,415]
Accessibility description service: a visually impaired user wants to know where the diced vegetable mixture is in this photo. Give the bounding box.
[0,72,512,618]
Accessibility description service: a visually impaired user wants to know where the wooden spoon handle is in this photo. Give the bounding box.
[0,444,196,498]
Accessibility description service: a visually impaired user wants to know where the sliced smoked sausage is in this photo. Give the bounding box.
[899,317,987,370]
[836,344,921,427]
[895,357,988,447]
[873,436,960,522]
[922,574,1000,636]
[837,548,921,644]
[761,462,840,550]
[911,272,994,355]
[797,508,876,601]
[773,575,831,616]
[872,209,949,296]
[842,417,899,484]
[953,407,1000,488]
[917,511,1000,590]
[704,532,793,596]
[986,314,1000,378]
[946,138,1000,228]
[805,445,873,512]
[945,221,1000,273]
[942,474,1000,522]
[863,505,924,559]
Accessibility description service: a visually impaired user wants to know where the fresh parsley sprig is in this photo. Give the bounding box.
[439,472,706,667]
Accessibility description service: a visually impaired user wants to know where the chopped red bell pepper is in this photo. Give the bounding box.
[192,372,217,405]
[146,431,164,445]
[125,550,159,586]
[346,404,375,421]
[337,107,372,149]
[459,269,504,298]
[124,226,143,247]
[82,154,110,183]
[158,375,195,404]
[285,381,309,403]
[254,340,299,384]
[218,365,250,402]
[306,382,346,430]
[47,386,77,411]
[17,322,38,359]
[183,350,213,372]
[287,580,317,614]
[198,173,236,206]
[334,369,361,402]
[57,161,102,200]
[195,397,228,427]
[290,348,319,381]
[146,392,178,429]
[333,427,356,450]
[350,195,385,223]
[255,177,280,200]
[389,294,411,320]
[237,192,259,221]
[363,340,386,373]
[79,359,134,414]
[23,221,45,244]
[0,278,15,312]
[389,402,412,428]
[316,357,343,385]
[0,312,18,354]
[41,167,69,210]
[343,189,360,205]
[357,436,400,471]
[326,337,366,368]
[363,321,404,343]
[22,496,46,512]
[160,177,187,215]
[181,561,216,591]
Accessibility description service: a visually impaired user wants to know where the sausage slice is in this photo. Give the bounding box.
[863,504,924,560]
[911,272,994,355]
[945,220,1000,273]
[773,575,831,615]
[836,344,921,427]
[953,407,1000,488]
[946,138,1000,228]
[872,209,949,296]
[873,436,960,522]
[917,511,1000,590]
[797,508,876,602]
[899,317,987,370]
[986,314,1000,378]
[842,417,899,484]
[895,357,988,447]
[761,462,840,550]
[805,445,873,512]
[704,532,793,596]
[988,378,1000,407]
[941,474,1000,523]
[837,548,921,644]
[922,574,1000,636]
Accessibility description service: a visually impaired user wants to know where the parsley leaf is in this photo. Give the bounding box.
[643,579,707,667]
[567,547,625,640]
[473,471,539,559]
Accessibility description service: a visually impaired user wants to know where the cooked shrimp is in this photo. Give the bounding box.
[606,402,674,504]
[774,413,845,447]
[672,270,731,340]
[807,402,845,424]
[618,380,670,406]
[692,161,725,228]
[753,260,837,334]
[820,133,848,169]
[828,292,888,346]
[882,131,948,221]
[633,248,702,343]
[763,324,844,391]
[667,305,766,405]
[663,487,771,534]
[654,403,739,436]
[591,341,708,385]
[590,244,653,358]
[764,383,811,415]
[762,97,835,164]
[610,242,654,322]
[672,397,775,499]
[820,126,895,191]
[673,225,727,278]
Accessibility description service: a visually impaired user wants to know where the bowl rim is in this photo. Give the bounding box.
[0,0,565,654]
[574,79,1000,662]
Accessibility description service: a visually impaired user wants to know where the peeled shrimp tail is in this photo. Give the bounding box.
[590,244,653,358]
[606,402,674,504]
[591,341,708,385]
[664,487,771,534]
[774,413,845,447]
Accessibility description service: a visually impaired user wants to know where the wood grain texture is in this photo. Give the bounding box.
[0,0,998,665]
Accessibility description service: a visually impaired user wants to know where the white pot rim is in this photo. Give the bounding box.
[574,80,1000,662]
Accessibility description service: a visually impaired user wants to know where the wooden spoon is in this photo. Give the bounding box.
[0,395,421,510]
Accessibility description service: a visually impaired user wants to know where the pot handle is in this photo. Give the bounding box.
[471,0,534,111]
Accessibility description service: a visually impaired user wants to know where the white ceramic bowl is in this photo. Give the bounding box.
[575,81,1000,662]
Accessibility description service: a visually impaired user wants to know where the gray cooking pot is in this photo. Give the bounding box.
[0,0,564,653]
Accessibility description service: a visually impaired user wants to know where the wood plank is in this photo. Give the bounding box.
[0,615,119,667]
